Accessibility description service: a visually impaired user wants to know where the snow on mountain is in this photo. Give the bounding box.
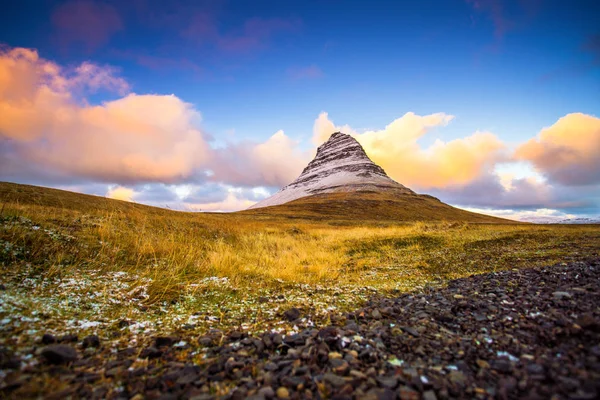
[249,132,414,209]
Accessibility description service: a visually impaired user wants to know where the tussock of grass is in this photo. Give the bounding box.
[1,181,599,338]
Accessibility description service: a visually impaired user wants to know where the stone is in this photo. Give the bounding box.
[324,372,347,387]
[82,335,100,348]
[41,333,56,345]
[41,345,78,364]
[276,387,289,399]
[283,308,301,322]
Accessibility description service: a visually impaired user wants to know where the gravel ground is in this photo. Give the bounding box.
[1,259,599,399]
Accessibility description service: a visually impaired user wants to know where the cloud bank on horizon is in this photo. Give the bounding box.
[1,45,599,220]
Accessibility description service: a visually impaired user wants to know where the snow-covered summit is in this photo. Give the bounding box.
[249,132,414,209]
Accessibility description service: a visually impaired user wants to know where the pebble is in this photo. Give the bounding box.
[82,335,100,348]
[283,308,301,321]
[41,333,56,345]
[41,345,78,364]
[276,386,289,399]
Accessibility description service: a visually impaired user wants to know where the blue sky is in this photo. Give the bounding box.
[1,0,599,220]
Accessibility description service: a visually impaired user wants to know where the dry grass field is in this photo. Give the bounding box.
[1,181,599,341]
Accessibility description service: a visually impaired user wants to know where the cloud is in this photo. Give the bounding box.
[287,65,324,80]
[458,206,578,223]
[186,192,257,212]
[312,112,356,145]
[183,14,301,53]
[0,46,209,184]
[52,0,123,52]
[314,111,506,189]
[210,130,310,187]
[515,113,600,186]
[106,186,134,202]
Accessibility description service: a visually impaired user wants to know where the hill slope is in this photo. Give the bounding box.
[242,190,510,223]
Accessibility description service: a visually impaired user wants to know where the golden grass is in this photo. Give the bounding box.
[1,181,599,308]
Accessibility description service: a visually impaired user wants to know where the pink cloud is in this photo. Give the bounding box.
[515,113,600,186]
[287,65,324,80]
[52,0,123,52]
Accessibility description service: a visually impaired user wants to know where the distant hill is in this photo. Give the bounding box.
[245,132,512,223]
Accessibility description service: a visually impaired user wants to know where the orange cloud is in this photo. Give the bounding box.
[515,113,600,185]
[314,112,506,189]
[0,46,208,184]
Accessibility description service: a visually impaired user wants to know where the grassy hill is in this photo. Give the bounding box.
[241,190,510,223]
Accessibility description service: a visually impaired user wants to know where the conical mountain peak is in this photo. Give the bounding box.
[249,132,414,209]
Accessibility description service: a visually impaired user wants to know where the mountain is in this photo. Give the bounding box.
[245,132,511,223]
[250,132,413,209]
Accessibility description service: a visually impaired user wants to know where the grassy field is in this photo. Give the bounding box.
[1,181,599,341]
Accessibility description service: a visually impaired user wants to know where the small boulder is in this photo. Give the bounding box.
[283,308,301,322]
[41,333,56,345]
[41,345,78,364]
[82,335,100,348]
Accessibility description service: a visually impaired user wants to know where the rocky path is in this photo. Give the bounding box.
[1,259,599,399]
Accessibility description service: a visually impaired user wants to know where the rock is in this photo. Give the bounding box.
[423,390,438,400]
[283,308,301,321]
[155,336,177,347]
[59,334,78,343]
[371,309,382,319]
[140,347,162,359]
[41,345,78,364]
[258,386,275,398]
[401,326,420,337]
[552,291,572,300]
[82,335,100,348]
[492,359,512,373]
[283,334,304,347]
[0,348,21,369]
[448,370,466,386]
[41,333,56,345]
[324,372,347,387]
[276,386,289,399]
[376,376,398,389]
[526,363,545,375]
[398,385,420,400]
[576,314,599,331]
